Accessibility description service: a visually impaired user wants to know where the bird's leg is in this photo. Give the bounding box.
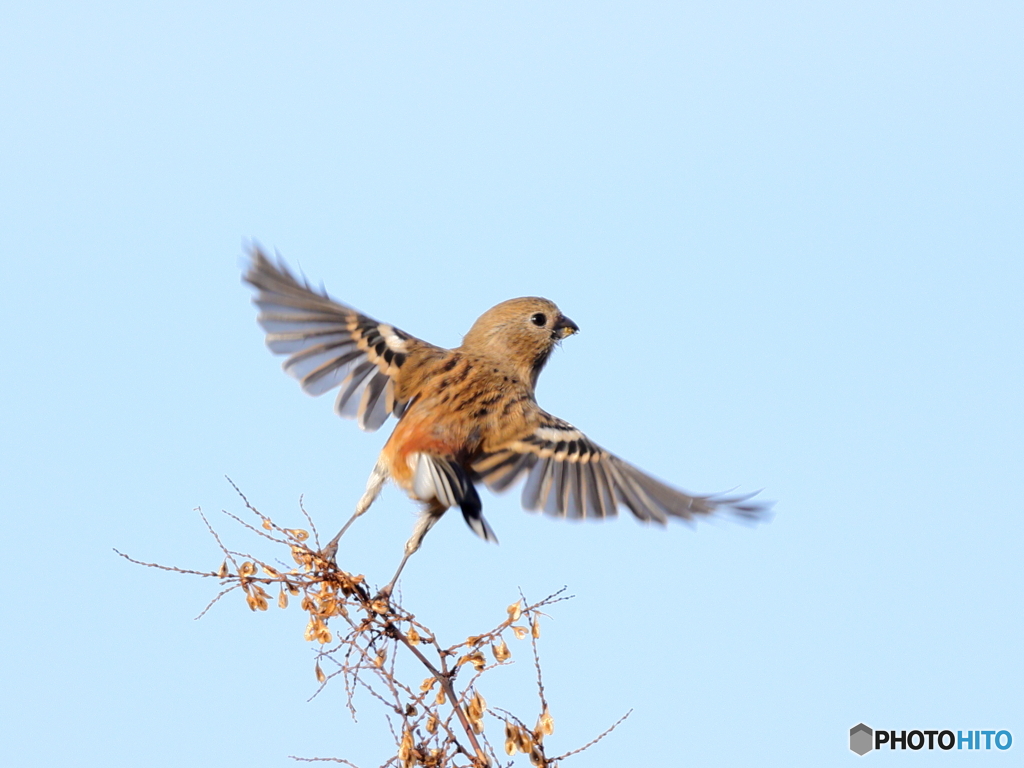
[378,500,447,598]
[321,461,388,559]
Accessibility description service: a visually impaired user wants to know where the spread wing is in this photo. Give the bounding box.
[243,247,441,431]
[472,414,771,524]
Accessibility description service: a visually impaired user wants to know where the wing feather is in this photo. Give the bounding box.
[544,459,566,517]
[472,413,771,524]
[244,247,441,431]
[521,457,550,511]
[569,461,586,519]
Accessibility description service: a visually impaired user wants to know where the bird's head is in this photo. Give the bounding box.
[461,297,579,389]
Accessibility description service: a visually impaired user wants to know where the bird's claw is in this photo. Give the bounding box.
[319,539,339,563]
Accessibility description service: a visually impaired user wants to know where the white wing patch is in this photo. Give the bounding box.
[379,325,410,353]
[534,425,585,443]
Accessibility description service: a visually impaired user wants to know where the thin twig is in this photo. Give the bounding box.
[112,549,217,578]
[289,756,362,766]
[550,709,633,762]
[298,494,320,548]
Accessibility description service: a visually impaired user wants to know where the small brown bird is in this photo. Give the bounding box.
[244,247,770,593]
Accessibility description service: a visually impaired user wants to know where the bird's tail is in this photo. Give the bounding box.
[409,453,498,543]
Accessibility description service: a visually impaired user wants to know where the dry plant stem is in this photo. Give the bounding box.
[225,475,323,548]
[120,483,625,767]
[550,710,633,763]
[288,757,361,766]
[386,620,486,764]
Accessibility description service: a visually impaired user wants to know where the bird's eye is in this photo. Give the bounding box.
[531,312,547,327]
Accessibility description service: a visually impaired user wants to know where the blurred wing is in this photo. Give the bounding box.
[472,415,771,524]
[243,247,441,431]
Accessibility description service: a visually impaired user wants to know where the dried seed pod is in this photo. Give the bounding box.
[216,561,229,578]
[463,703,484,734]
[458,651,486,672]
[465,690,487,734]
[512,625,528,640]
[238,561,256,577]
[505,722,518,756]
[319,597,337,616]
[435,688,446,705]
[426,714,438,734]
[492,640,511,663]
[407,626,420,645]
[537,707,554,736]
[515,725,534,753]
[261,518,273,530]
[315,663,326,684]
[507,600,523,622]
[286,528,310,542]
[531,616,541,639]
[398,729,415,768]
[466,690,486,720]
[262,564,279,577]
[304,618,322,642]
[278,589,288,609]
[315,588,333,604]
[420,677,436,693]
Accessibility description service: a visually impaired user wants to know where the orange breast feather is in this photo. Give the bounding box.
[382,411,468,491]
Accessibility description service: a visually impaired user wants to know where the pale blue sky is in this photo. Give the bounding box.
[2,2,1021,766]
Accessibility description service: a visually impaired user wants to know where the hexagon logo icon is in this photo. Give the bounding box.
[850,723,873,756]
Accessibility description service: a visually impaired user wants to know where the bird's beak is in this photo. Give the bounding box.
[554,315,579,339]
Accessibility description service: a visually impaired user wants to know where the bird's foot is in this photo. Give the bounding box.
[317,539,339,565]
[366,583,396,614]
[316,528,347,564]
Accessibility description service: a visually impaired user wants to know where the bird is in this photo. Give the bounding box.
[243,246,771,594]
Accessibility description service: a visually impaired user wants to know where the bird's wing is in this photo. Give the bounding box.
[472,413,770,523]
[244,247,443,431]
